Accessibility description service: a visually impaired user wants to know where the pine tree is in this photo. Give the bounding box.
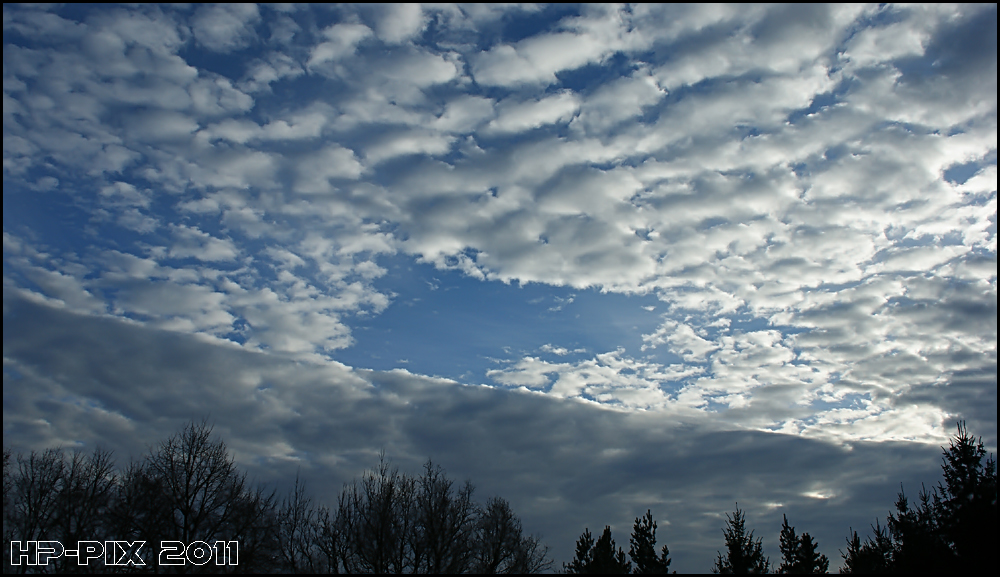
[564,526,631,574]
[886,485,951,573]
[932,421,997,573]
[713,505,769,574]
[564,528,596,574]
[778,515,798,574]
[778,515,828,574]
[839,522,893,574]
[592,526,632,574]
[841,421,997,573]
[629,510,672,574]
[793,530,828,574]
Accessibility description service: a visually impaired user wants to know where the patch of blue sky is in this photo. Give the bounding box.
[4,178,100,249]
[493,4,580,47]
[944,158,996,186]
[555,52,642,93]
[785,87,846,126]
[333,253,665,383]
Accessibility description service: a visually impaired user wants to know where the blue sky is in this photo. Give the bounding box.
[3,3,996,571]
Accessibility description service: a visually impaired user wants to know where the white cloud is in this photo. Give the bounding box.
[169,225,239,262]
[842,21,928,68]
[192,3,260,53]
[433,96,495,133]
[241,52,304,92]
[295,145,365,192]
[307,23,372,69]
[486,92,580,134]
[364,130,455,165]
[472,5,640,87]
[373,3,426,45]
[572,70,666,133]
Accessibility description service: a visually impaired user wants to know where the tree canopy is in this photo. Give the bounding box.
[3,421,550,574]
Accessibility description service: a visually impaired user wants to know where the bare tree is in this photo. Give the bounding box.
[144,420,249,544]
[136,420,279,571]
[336,454,417,573]
[4,447,117,573]
[313,504,342,574]
[107,459,174,567]
[412,460,477,573]
[278,475,324,573]
[474,496,551,574]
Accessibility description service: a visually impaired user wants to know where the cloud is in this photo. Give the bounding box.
[295,145,365,193]
[307,23,372,69]
[364,130,455,165]
[472,5,640,87]
[433,95,495,134]
[372,3,427,45]
[241,52,304,92]
[486,92,580,134]
[3,5,995,570]
[572,70,666,133]
[168,224,239,261]
[3,293,953,572]
[192,3,260,53]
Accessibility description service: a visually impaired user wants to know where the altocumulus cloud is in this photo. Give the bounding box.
[3,3,996,572]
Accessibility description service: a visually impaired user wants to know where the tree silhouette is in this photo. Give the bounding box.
[473,495,551,574]
[629,509,672,574]
[411,460,477,573]
[336,453,417,573]
[565,527,596,573]
[141,420,279,570]
[4,447,117,574]
[886,485,952,573]
[277,475,323,573]
[932,421,996,573]
[713,505,769,574]
[841,421,997,574]
[593,525,632,574]
[777,515,828,574]
[840,521,893,574]
[3,424,551,574]
[565,526,631,574]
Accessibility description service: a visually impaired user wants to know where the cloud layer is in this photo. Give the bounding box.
[3,3,996,571]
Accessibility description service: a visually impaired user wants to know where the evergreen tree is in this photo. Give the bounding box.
[841,421,996,574]
[794,531,828,574]
[779,515,798,573]
[564,526,631,574]
[713,505,769,574]
[886,485,952,573]
[839,522,893,574]
[629,509,672,574]
[564,527,596,573]
[932,421,996,573]
[593,525,632,574]
[778,515,828,574]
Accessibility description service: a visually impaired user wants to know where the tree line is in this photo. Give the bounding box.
[4,421,995,573]
[562,421,995,574]
[3,421,550,574]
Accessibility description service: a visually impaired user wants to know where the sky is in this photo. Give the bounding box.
[2,3,996,572]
